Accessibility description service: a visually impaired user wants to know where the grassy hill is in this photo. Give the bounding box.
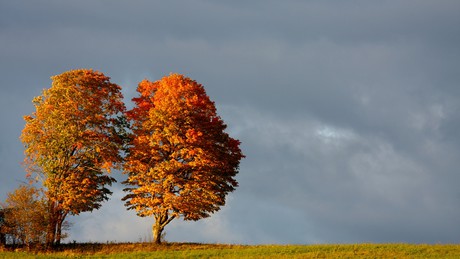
[1,242,460,258]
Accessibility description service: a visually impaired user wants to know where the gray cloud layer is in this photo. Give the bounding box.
[1,0,459,244]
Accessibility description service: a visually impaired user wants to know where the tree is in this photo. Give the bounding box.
[1,185,48,250]
[20,69,126,247]
[122,74,244,244]
[0,207,7,247]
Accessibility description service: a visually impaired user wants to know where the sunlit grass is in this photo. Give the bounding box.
[1,243,460,258]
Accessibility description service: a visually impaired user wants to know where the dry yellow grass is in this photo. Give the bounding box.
[1,242,460,258]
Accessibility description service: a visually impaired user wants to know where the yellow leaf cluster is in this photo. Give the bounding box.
[20,69,124,245]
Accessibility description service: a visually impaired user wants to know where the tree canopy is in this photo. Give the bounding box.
[17,70,243,247]
[20,69,126,247]
[122,74,244,244]
[0,185,48,249]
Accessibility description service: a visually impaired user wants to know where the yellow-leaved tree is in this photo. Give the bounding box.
[1,185,48,250]
[122,74,244,244]
[20,69,126,248]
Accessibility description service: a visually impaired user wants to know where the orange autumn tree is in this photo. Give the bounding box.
[21,69,126,247]
[122,74,244,244]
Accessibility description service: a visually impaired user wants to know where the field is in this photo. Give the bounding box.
[1,243,460,258]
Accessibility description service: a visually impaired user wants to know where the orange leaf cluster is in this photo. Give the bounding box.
[19,70,244,245]
[122,74,244,242]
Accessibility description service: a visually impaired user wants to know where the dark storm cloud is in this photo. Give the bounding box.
[1,0,460,244]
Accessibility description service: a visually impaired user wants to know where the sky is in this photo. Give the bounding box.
[1,0,460,244]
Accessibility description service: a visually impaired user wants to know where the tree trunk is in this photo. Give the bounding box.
[0,232,5,247]
[152,221,163,245]
[151,212,176,244]
[46,221,55,249]
[46,202,57,250]
[55,217,63,246]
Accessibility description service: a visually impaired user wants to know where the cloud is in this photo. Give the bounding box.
[1,0,460,244]
[218,104,460,243]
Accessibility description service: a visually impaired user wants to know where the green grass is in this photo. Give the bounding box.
[1,243,460,258]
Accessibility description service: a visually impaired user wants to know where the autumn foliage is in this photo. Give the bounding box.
[122,74,244,244]
[0,185,47,249]
[20,69,126,247]
[16,70,243,248]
